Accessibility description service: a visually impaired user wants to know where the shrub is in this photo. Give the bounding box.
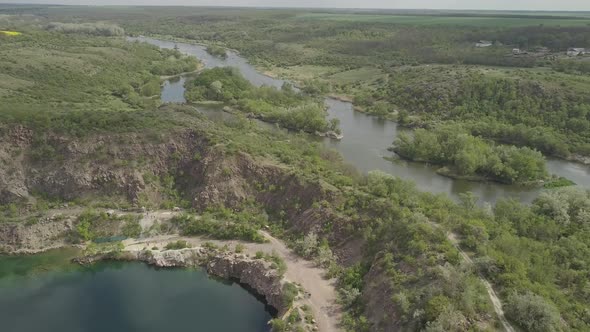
[505,292,561,332]
[269,318,287,332]
[425,295,451,322]
[122,219,142,238]
[164,240,191,250]
[282,282,299,308]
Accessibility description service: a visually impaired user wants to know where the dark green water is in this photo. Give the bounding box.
[0,249,272,332]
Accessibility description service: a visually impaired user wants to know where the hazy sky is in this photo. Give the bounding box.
[2,0,590,11]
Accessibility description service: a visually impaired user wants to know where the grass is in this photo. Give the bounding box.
[328,67,386,84]
[297,13,590,27]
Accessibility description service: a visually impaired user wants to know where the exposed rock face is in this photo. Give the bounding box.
[118,249,286,314]
[568,154,590,165]
[0,127,208,205]
[207,254,284,312]
[0,217,75,253]
[0,127,336,223]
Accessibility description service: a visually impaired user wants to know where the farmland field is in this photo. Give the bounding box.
[297,12,590,27]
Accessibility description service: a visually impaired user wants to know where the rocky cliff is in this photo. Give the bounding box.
[0,126,337,220]
[85,248,286,314]
[0,215,76,253]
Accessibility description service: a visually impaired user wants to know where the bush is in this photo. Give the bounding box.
[164,240,191,250]
[122,219,142,238]
[269,318,287,332]
[235,243,245,253]
[206,45,227,58]
[505,292,561,332]
[282,282,299,308]
[425,295,451,322]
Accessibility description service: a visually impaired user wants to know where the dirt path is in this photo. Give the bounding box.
[447,233,515,332]
[260,231,342,332]
[123,230,342,332]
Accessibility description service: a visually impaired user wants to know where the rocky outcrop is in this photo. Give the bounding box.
[83,248,286,314]
[568,154,590,165]
[207,254,284,313]
[0,126,336,224]
[0,217,75,253]
[0,127,209,205]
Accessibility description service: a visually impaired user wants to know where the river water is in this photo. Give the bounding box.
[0,249,272,332]
[129,36,589,204]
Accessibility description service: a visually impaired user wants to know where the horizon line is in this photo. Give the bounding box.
[1,3,590,13]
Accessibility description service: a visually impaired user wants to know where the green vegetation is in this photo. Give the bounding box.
[505,292,561,332]
[171,205,267,243]
[164,240,191,250]
[122,219,142,238]
[74,210,140,242]
[543,177,576,189]
[393,125,550,184]
[46,22,124,36]
[2,7,590,332]
[333,171,590,331]
[378,68,590,158]
[6,6,588,158]
[282,282,299,307]
[185,67,337,133]
[206,45,227,58]
[62,5,587,160]
[298,12,590,27]
[0,30,198,136]
[269,318,288,332]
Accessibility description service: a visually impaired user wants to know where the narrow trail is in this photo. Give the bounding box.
[123,224,342,332]
[447,233,515,332]
[260,231,342,332]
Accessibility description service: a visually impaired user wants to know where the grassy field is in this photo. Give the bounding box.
[298,13,590,27]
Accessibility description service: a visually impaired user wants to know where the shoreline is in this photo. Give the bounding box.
[75,245,287,316]
[389,150,569,187]
[1,210,343,332]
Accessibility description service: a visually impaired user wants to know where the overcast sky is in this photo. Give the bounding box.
[2,0,590,11]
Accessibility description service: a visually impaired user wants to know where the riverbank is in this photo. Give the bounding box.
[133,35,590,205]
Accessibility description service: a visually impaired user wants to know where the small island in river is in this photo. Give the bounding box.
[391,125,576,188]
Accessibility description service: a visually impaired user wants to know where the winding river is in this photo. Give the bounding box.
[130,36,590,204]
[0,249,271,332]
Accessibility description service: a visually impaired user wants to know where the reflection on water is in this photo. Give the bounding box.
[0,251,271,332]
[130,36,590,204]
[161,76,186,103]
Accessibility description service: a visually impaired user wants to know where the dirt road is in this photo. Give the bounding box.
[447,233,515,332]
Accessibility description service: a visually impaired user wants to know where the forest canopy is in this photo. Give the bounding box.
[185,67,338,134]
[393,125,549,184]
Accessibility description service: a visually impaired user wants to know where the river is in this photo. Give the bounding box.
[0,249,272,332]
[129,36,590,204]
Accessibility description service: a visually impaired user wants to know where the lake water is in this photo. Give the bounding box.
[129,36,590,204]
[0,249,272,332]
